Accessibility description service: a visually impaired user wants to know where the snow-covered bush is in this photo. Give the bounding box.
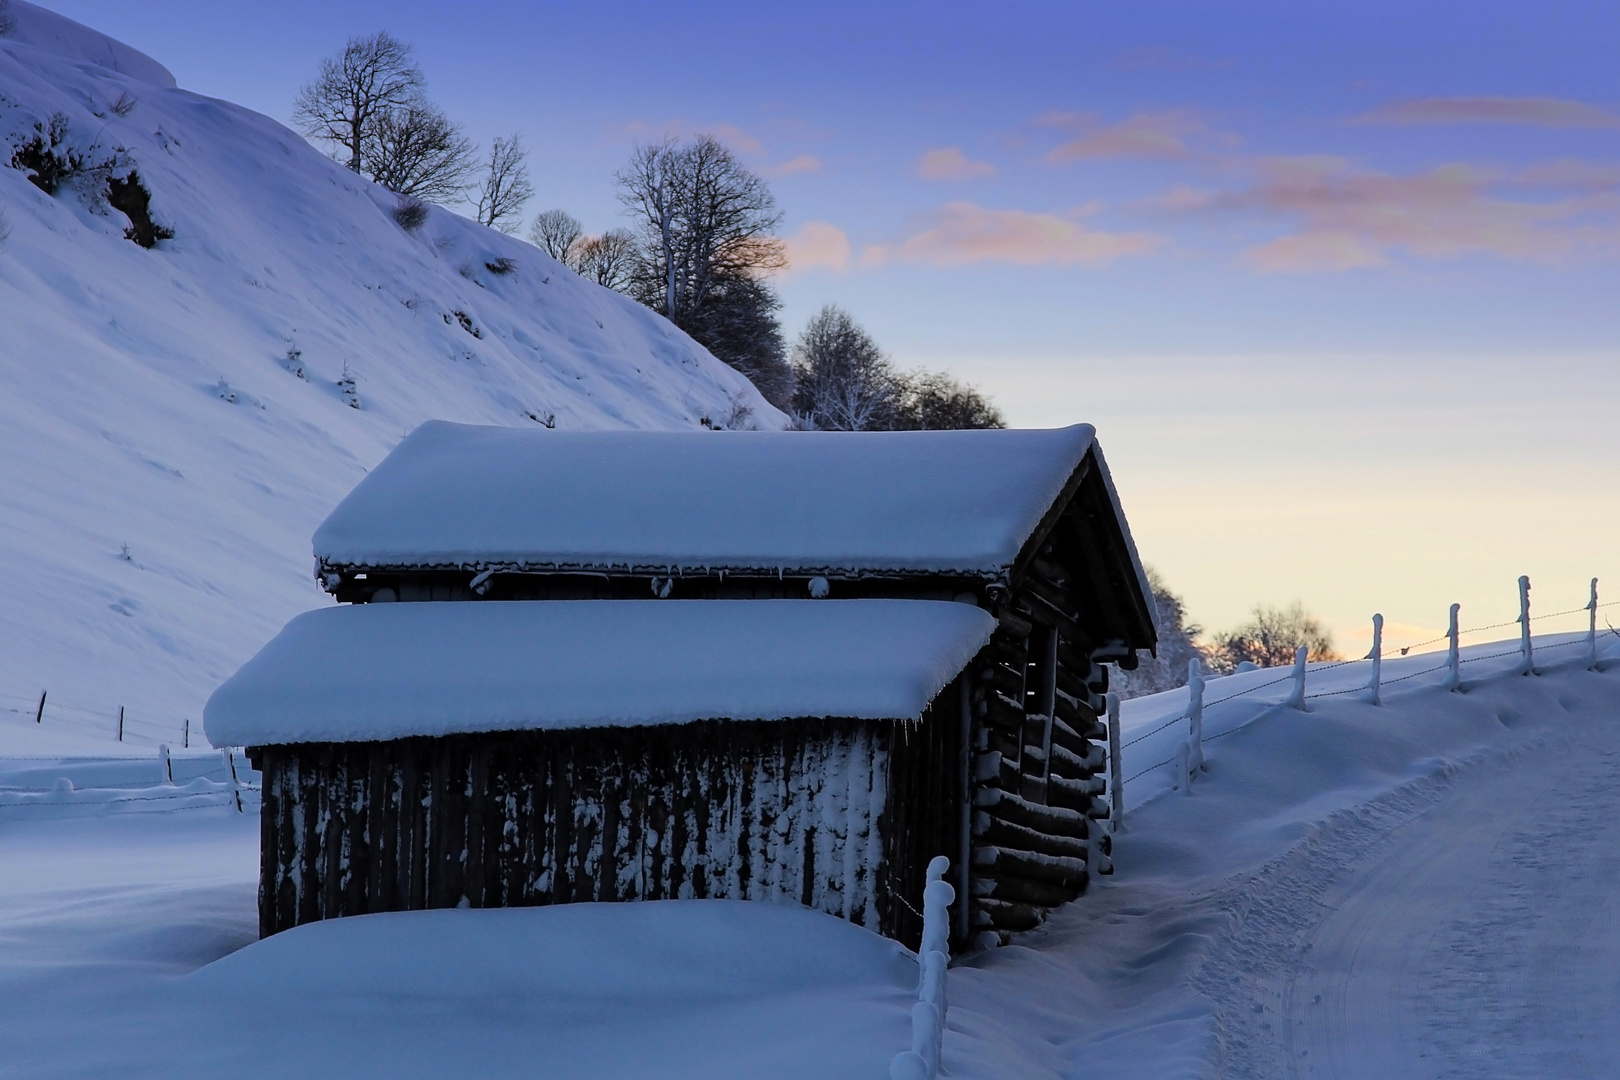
[8,113,90,194]
[106,170,173,247]
[336,364,360,408]
[393,194,428,231]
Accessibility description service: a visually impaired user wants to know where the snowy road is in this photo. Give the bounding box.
[1282,719,1620,1079]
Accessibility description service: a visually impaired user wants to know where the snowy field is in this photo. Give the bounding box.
[4,631,1617,1079]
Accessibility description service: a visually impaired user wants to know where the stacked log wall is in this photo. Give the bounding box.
[967,535,1114,943]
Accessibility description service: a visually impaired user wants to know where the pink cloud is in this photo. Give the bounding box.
[782,221,851,274]
[763,154,823,178]
[1042,110,1205,162]
[1516,158,1620,189]
[916,147,996,181]
[1196,155,1620,272]
[870,201,1161,267]
[1354,96,1620,129]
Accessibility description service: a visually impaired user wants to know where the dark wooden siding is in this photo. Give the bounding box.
[258,697,967,951]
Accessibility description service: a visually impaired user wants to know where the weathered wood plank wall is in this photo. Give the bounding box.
[259,702,967,951]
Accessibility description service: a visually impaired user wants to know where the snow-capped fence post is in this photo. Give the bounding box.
[892,855,954,1080]
[1364,614,1383,706]
[1106,692,1123,826]
[1173,741,1192,794]
[1588,578,1600,670]
[1518,575,1535,676]
[1445,604,1461,692]
[1286,646,1309,710]
[1186,659,1205,773]
[158,743,173,785]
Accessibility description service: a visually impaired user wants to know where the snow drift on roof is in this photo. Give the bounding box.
[313,422,1098,577]
[204,599,996,747]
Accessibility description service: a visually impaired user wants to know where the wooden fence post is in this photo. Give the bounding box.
[1365,614,1383,706]
[183,718,189,749]
[117,706,124,742]
[1186,659,1205,772]
[1518,575,1535,676]
[1446,603,1461,692]
[1286,646,1309,710]
[158,743,173,785]
[35,691,45,724]
[1106,692,1123,827]
[1588,578,1600,670]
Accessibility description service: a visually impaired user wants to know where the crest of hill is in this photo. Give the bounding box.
[0,7,781,728]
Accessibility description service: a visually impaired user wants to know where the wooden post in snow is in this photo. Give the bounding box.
[1446,604,1462,692]
[1106,692,1123,827]
[1186,659,1205,772]
[1518,575,1535,676]
[1286,646,1309,711]
[35,691,45,724]
[1588,578,1600,670]
[1364,614,1383,706]
[117,706,124,742]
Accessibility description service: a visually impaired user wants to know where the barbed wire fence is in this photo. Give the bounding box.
[1110,576,1616,816]
[0,685,205,750]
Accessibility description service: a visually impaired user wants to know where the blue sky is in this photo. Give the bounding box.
[37,1,1620,650]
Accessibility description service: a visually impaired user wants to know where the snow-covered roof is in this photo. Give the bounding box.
[313,421,1100,578]
[204,599,996,747]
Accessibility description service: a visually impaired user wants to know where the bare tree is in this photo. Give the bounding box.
[528,208,583,261]
[893,370,1004,430]
[293,31,423,173]
[363,102,475,202]
[1210,602,1339,671]
[790,306,900,431]
[615,135,786,324]
[1111,568,1208,699]
[572,228,637,291]
[475,134,534,232]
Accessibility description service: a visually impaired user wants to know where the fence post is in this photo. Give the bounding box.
[1286,645,1309,710]
[1446,603,1461,692]
[1186,659,1205,772]
[158,743,173,785]
[183,718,189,749]
[1518,575,1535,676]
[1589,578,1600,670]
[1174,741,1191,794]
[35,690,45,724]
[1106,692,1123,827]
[892,855,953,1080]
[225,749,243,813]
[1364,614,1383,706]
[117,706,124,742]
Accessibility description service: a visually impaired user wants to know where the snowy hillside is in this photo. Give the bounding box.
[0,2,781,729]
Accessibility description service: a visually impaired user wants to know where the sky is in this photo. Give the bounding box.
[32,0,1620,655]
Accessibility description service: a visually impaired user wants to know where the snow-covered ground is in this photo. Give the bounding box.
[4,630,1616,1078]
[0,1,780,731]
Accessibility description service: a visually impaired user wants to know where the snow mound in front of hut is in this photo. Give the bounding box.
[0,3,781,744]
[186,902,917,1079]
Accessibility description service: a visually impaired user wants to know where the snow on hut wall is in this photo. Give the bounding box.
[311,422,1100,577]
[204,599,996,748]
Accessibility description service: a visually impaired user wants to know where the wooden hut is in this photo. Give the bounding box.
[207,422,1158,950]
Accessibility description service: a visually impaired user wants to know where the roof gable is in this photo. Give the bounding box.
[313,422,1097,578]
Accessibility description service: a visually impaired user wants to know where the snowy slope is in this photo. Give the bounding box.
[0,3,782,731]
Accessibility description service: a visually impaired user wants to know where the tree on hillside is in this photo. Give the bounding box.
[790,305,899,430]
[790,306,1005,431]
[893,370,1004,430]
[1210,602,1339,671]
[475,134,533,232]
[614,135,795,406]
[364,102,476,202]
[528,208,584,261]
[293,32,423,174]
[572,228,637,291]
[1111,568,1209,698]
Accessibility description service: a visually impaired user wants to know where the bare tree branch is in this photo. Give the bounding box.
[528,208,583,261]
[572,228,638,291]
[363,102,475,202]
[475,134,534,232]
[292,31,423,173]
